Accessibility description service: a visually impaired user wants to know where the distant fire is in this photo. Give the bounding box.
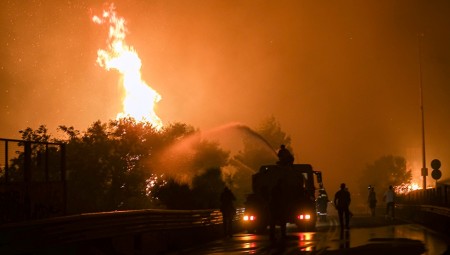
[92,4,163,130]
[394,182,421,194]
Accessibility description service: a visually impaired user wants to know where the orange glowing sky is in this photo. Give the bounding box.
[1,0,450,190]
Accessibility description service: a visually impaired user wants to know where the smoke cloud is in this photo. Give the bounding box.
[1,0,450,193]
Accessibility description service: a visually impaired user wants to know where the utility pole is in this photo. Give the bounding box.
[418,33,427,189]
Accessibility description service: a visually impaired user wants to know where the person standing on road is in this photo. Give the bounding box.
[334,183,351,230]
[220,186,236,237]
[383,185,396,220]
[368,186,377,217]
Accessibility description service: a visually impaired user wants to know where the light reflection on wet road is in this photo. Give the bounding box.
[175,215,450,254]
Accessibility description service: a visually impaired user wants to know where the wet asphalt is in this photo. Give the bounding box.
[173,211,450,255]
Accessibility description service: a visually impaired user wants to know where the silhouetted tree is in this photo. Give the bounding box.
[152,179,194,209]
[150,138,230,209]
[190,140,230,176]
[59,121,116,212]
[16,119,229,213]
[256,116,293,153]
[192,168,227,209]
[60,119,191,212]
[230,116,292,205]
[153,168,227,210]
[2,125,61,183]
[19,125,51,143]
[358,155,412,196]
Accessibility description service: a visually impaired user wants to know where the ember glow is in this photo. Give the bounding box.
[92,4,163,130]
[394,182,421,194]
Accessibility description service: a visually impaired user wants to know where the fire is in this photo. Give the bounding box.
[92,4,163,130]
[394,182,421,194]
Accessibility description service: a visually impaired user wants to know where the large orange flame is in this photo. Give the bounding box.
[93,4,163,130]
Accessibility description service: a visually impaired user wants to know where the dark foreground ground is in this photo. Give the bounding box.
[175,212,450,255]
[320,215,443,255]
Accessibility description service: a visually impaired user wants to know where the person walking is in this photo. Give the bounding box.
[334,183,351,230]
[383,185,396,220]
[368,186,377,217]
[220,186,236,237]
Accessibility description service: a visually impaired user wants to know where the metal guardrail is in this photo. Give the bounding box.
[396,203,450,236]
[398,184,450,208]
[0,208,244,254]
[397,204,450,218]
[396,185,450,236]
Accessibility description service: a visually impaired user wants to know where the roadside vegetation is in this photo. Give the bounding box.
[6,117,291,214]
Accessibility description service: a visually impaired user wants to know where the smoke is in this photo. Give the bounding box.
[225,123,278,157]
[149,122,277,184]
[2,0,449,192]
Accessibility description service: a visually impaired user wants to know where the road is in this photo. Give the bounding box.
[173,211,450,254]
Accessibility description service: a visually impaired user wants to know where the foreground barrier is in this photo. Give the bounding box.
[395,185,450,235]
[399,185,450,208]
[396,204,450,236]
[0,208,244,254]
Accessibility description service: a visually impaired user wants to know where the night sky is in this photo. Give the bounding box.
[1,0,449,190]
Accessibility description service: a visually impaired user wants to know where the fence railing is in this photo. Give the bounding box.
[398,184,450,208]
[0,208,244,254]
[0,138,66,223]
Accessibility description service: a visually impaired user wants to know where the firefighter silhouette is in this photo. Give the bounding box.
[317,189,329,221]
[277,144,294,165]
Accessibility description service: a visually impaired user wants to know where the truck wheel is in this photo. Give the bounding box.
[255,224,267,234]
[296,223,316,232]
[246,228,255,234]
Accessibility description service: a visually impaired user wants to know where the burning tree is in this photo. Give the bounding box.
[359,155,412,196]
[230,117,291,205]
[16,119,232,213]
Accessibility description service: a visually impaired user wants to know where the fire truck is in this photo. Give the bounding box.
[242,164,323,232]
